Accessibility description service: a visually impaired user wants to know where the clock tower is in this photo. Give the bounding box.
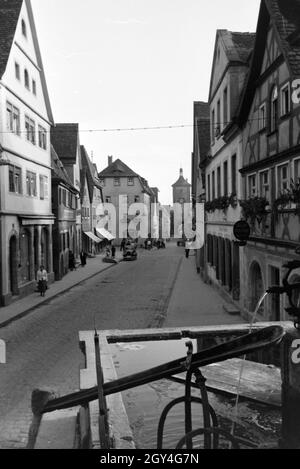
[172,168,191,205]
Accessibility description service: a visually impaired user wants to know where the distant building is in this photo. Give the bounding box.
[0,0,55,306]
[98,157,155,243]
[80,146,104,254]
[51,145,79,280]
[172,168,191,205]
[51,124,82,259]
[171,169,191,241]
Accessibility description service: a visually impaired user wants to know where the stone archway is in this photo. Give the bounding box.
[249,261,265,314]
[9,235,18,296]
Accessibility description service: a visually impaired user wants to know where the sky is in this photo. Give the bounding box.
[31,0,261,205]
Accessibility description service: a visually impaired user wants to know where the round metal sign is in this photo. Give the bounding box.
[233,221,250,242]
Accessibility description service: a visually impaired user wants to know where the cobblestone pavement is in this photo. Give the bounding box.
[0,246,182,448]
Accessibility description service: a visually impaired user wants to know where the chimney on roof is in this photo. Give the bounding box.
[108,156,113,166]
[180,168,183,177]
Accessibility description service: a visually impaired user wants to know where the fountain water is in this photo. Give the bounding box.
[230,291,269,445]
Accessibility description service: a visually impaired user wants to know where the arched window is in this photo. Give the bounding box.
[21,19,27,38]
[270,86,278,132]
[24,69,30,89]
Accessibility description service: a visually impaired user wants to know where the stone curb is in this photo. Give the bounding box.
[0,262,118,330]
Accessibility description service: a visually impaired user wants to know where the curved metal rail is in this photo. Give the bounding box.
[42,326,284,414]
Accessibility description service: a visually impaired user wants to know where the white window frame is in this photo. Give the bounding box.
[276,162,290,196]
[6,102,20,136]
[248,173,257,198]
[270,86,279,132]
[25,115,36,145]
[128,177,134,186]
[280,83,291,117]
[9,165,22,194]
[114,177,120,187]
[39,175,49,200]
[38,125,47,150]
[26,171,37,197]
[293,157,300,183]
[259,169,270,199]
[259,103,266,131]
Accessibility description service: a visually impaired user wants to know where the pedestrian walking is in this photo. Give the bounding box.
[111,243,116,259]
[120,238,126,252]
[37,265,48,297]
[69,250,76,271]
[80,250,87,267]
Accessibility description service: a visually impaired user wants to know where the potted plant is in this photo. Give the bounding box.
[240,197,269,224]
[229,192,238,209]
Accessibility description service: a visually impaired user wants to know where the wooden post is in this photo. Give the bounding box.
[281,327,300,449]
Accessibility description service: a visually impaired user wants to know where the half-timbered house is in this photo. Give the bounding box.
[238,0,300,320]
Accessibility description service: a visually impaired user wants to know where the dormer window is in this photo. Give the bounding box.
[21,19,27,38]
[24,69,30,90]
[270,86,278,132]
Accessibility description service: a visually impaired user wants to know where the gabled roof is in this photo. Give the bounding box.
[51,124,79,165]
[238,0,300,126]
[267,0,300,77]
[51,144,77,192]
[209,30,255,101]
[0,0,23,79]
[98,158,138,178]
[80,145,103,202]
[0,0,54,123]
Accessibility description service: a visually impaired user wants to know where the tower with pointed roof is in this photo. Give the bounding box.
[172,168,191,205]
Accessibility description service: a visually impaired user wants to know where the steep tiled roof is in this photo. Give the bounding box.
[219,30,256,64]
[267,0,300,77]
[238,0,300,125]
[98,159,138,178]
[172,171,191,188]
[0,0,23,79]
[51,145,76,191]
[51,124,79,164]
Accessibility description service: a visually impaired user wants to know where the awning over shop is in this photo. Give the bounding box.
[96,227,115,241]
[84,231,101,243]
